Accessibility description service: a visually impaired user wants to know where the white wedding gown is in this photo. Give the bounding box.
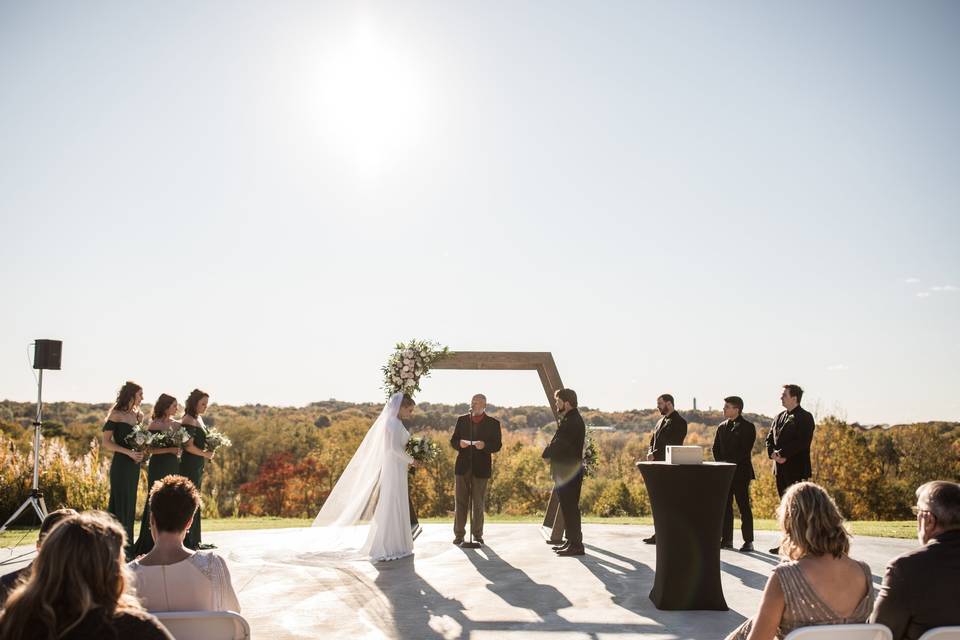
[312,393,415,562]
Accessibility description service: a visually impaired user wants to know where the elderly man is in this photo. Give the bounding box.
[870,480,960,639]
[450,393,502,545]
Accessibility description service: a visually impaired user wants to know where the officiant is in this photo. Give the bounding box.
[450,394,502,545]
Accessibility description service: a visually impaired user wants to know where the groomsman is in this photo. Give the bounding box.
[643,393,688,544]
[712,396,756,552]
[542,388,586,557]
[450,394,502,545]
[765,384,816,553]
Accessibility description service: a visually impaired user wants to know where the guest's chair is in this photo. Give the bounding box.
[153,610,250,640]
[918,628,960,640]
[784,624,893,640]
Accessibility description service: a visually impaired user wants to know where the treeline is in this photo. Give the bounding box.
[1,400,958,525]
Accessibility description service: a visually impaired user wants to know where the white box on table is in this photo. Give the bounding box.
[666,445,703,465]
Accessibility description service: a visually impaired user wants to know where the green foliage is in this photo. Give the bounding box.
[1,400,957,525]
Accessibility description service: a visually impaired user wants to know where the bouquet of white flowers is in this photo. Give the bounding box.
[203,428,232,452]
[124,425,154,453]
[382,340,449,398]
[405,436,440,466]
[151,428,192,450]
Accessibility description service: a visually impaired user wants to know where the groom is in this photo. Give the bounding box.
[542,388,586,557]
[450,394,502,545]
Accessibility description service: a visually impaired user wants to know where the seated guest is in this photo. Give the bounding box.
[870,480,960,639]
[0,508,77,607]
[0,511,172,639]
[129,475,240,612]
[726,482,874,640]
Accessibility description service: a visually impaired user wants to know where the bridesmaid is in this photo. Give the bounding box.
[101,381,145,560]
[132,393,184,556]
[179,388,214,550]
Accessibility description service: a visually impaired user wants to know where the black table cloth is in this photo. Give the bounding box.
[636,461,736,610]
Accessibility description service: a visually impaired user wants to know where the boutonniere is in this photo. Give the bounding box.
[784,415,795,424]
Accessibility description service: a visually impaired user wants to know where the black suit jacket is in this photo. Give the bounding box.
[648,412,688,461]
[765,406,815,481]
[870,529,960,639]
[542,408,586,482]
[713,417,756,483]
[0,563,29,607]
[449,414,502,479]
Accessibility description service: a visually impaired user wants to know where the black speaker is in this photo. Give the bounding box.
[33,339,62,370]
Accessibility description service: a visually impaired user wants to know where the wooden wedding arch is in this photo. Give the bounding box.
[432,351,567,541]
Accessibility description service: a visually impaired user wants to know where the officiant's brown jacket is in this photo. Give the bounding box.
[449,414,502,479]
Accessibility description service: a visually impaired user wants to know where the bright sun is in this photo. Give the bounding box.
[315,24,431,175]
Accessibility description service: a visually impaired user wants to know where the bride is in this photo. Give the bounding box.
[312,392,418,562]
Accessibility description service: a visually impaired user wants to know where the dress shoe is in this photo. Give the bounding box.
[475,537,484,545]
[453,537,464,546]
[552,541,570,551]
[720,541,734,550]
[556,545,585,557]
[768,545,781,554]
[739,542,754,552]
[642,535,656,545]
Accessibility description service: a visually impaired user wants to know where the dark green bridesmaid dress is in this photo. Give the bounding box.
[179,423,207,550]
[103,420,141,560]
[132,429,181,556]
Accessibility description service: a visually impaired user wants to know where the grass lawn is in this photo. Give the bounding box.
[1,516,917,548]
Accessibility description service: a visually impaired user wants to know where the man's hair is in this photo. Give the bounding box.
[472,394,487,403]
[554,388,578,409]
[658,394,675,406]
[783,384,804,403]
[724,396,744,413]
[38,508,79,545]
[918,480,960,531]
[149,475,201,533]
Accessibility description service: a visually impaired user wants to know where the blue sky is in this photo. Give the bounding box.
[1,1,958,424]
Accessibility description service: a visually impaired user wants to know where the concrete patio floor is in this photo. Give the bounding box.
[208,523,911,639]
[1,523,915,639]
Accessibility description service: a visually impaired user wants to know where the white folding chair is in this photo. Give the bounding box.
[919,628,960,640]
[784,624,893,640]
[153,610,250,640]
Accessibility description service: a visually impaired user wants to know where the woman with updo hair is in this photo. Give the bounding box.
[101,381,146,560]
[726,482,875,640]
[179,388,214,550]
[133,394,185,557]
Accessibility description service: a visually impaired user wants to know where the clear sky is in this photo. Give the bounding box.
[1,1,958,424]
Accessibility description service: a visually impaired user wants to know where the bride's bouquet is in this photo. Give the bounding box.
[406,436,440,466]
[382,339,449,398]
[124,425,154,453]
[203,427,232,452]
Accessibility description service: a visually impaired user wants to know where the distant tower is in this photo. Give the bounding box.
[693,397,697,411]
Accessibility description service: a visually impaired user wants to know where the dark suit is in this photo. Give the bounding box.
[765,405,815,496]
[450,414,502,539]
[0,564,29,607]
[648,411,688,461]
[870,529,960,639]
[713,416,756,544]
[542,408,586,546]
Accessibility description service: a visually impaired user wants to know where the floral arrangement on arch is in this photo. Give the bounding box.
[382,340,450,398]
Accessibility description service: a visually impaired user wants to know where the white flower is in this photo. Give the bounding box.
[404,379,415,388]
[403,349,415,358]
